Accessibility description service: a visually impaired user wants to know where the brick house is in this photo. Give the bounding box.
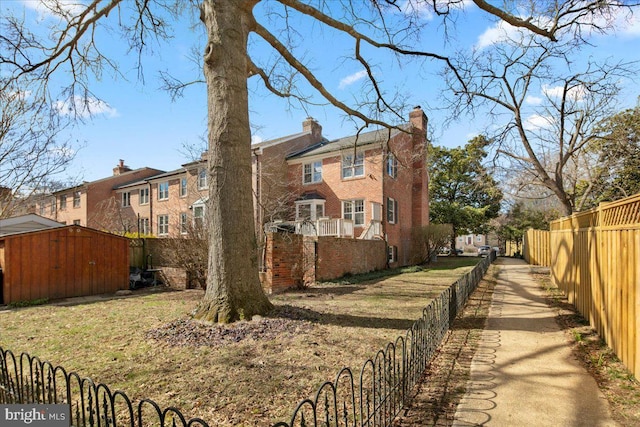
[281,107,430,267]
[35,161,164,230]
[34,108,429,270]
[113,157,209,238]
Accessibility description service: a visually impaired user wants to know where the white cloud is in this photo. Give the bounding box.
[524,114,554,130]
[338,70,367,89]
[53,96,118,119]
[398,0,473,21]
[542,83,587,102]
[475,21,523,50]
[22,0,87,20]
[525,95,543,105]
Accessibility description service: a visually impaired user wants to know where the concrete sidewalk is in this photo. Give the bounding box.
[453,258,617,427]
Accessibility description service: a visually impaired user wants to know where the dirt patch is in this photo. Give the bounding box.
[146,306,317,347]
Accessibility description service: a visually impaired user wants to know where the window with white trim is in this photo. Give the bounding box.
[386,197,398,224]
[139,217,150,235]
[180,178,188,197]
[342,199,365,226]
[122,192,131,207]
[388,245,397,263]
[157,214,169,235]
[193,205,205,229]
[139,188,149,205]
[198,168,207,189]
[59,195,67,210]
[180,212,188,234]
[341,152,364,179]
[50,197,56,214]
[158,182,169,200]
[386,153,397,178]
[303,161,322,184]
[295,200,325,221]
[73,191,81,208]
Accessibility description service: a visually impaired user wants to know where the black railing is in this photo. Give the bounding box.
[1,253,494,427]
[0,348,209,427]
[273,252,495,427]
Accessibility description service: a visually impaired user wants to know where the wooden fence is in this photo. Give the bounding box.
[523,228,551,266]
[549,193,640,376]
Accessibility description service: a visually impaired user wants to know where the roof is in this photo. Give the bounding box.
[252,131,312,151]
[286,126,404,160]
[0,214,65,237]
[114,169,183,190]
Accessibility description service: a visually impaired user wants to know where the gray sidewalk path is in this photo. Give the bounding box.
[453,258,617,427]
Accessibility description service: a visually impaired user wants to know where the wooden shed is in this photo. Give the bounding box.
[0,225,129,305]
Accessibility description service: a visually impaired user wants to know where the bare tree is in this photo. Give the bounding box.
[443,3,639,215]
[0,82,77,218]
[2,0,634,321]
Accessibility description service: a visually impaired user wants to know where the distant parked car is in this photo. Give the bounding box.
[454,248,464,255]
[477,245,491,257]
[492,246,501,256]
[438,247,451,256]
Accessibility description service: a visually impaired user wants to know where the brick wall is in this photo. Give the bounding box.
[262,232,304,293]
[260,232,388,292]
[316,236,387,281]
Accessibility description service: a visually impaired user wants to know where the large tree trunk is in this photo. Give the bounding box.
[193,0,273,323]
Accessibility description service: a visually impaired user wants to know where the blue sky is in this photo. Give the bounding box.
[4,1,640,183]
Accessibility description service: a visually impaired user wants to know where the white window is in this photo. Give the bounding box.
[158,182,169,200]
[295,199,325,221]
[73,191,81,208]
[386,153,397,178]
[388,245,397,263]
[139,188,149,205]
[39,203,45,215]
[139,217,150,235]
[193,205,205,229]
[386,197,398,224]
[122,192,131,207]
[342,199,364,226]
[73,219,81,225]
[59,195,67,210]
[341,152,364,179]
[50,198,57,214]
[180,212,188,234]
[158,214,169,235]
[180,178,188,197]
[303,161,322,184]
[198,168,207,189]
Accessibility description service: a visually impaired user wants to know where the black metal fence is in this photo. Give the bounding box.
[1,253,495,427]
[0,348,209,427]
[272,252,496,427]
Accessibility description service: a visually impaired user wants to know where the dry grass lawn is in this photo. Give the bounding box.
[0,257,480,426]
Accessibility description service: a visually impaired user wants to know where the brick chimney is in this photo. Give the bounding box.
[113,159,132,176]
[409,106,428,131]
[303,117,323,143]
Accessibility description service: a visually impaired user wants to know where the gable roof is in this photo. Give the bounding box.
[286,126,404,160]
[0,214,65,237]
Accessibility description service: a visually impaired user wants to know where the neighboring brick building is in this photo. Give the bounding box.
[283,106,430,267]
[36,161,164,230]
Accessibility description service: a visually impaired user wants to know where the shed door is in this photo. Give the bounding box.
[50,233,94,299]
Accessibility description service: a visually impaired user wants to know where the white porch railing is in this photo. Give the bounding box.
[265,218,355,238]
[359,220,382,239]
